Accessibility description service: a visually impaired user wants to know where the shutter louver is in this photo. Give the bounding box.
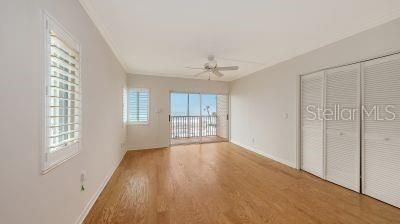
[123,88,128,124]
[47,30,81,153]
[128,89,149,123]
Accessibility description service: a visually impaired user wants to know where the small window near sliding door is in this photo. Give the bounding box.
[128,88,150,124]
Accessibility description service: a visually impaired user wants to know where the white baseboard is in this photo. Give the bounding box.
[127,144,169,150]
[230,139,296,169]
[75,152,126,224]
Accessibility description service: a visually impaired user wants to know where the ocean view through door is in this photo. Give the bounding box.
[170,92,229,145]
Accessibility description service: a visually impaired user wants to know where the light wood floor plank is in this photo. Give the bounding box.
[84,142,400,224]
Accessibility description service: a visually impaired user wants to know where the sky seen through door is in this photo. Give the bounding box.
[171,93,217,116]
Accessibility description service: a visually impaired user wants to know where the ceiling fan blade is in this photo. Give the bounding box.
[214,70,224,78]
[193,71,208,77]
[185,66,205,70]
[216,66,239,71]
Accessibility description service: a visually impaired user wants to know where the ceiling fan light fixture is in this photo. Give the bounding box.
[187,56,239,79]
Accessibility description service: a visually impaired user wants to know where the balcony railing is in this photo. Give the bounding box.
[170,115,217,139]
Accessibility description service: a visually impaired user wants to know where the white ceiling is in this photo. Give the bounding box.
[79,0,400,81]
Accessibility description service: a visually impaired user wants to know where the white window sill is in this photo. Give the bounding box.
[128,122,149,126]
[42,142,80,174]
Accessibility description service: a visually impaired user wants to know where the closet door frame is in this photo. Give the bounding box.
[296,50,400,167]
[297,51,400,171]
[360,62,365,194]
[322,71,328,180]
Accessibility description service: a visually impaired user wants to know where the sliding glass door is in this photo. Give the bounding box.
[170,92,229,145]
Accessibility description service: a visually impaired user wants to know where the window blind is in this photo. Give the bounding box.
[47,30,81,152]
[128,88,149,123]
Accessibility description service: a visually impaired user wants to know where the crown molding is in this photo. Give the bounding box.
[78,0,129,72]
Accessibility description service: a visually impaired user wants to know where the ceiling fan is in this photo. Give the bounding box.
[185,55,239,80]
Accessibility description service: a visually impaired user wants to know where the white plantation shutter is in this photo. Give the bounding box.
[128,88,149,124]
[301,71,324,178]
[123,87,128,124]
[43,15,81,172]
[325,64,360,192]
[362,53,400,207]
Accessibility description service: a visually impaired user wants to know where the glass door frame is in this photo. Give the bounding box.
[169,91,229,146]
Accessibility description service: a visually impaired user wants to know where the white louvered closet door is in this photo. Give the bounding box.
[301,71,324,178]
[362,53,400,207]
[325,64,360,192]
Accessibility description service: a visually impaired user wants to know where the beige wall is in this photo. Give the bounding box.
[127,74,229,149]
[230,17,400,168]
[0,1,126,224]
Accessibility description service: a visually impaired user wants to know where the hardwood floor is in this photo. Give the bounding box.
[84,142,400,224]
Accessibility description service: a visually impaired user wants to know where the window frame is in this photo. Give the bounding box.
[128,88,150,125]
[42,13,82,174]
